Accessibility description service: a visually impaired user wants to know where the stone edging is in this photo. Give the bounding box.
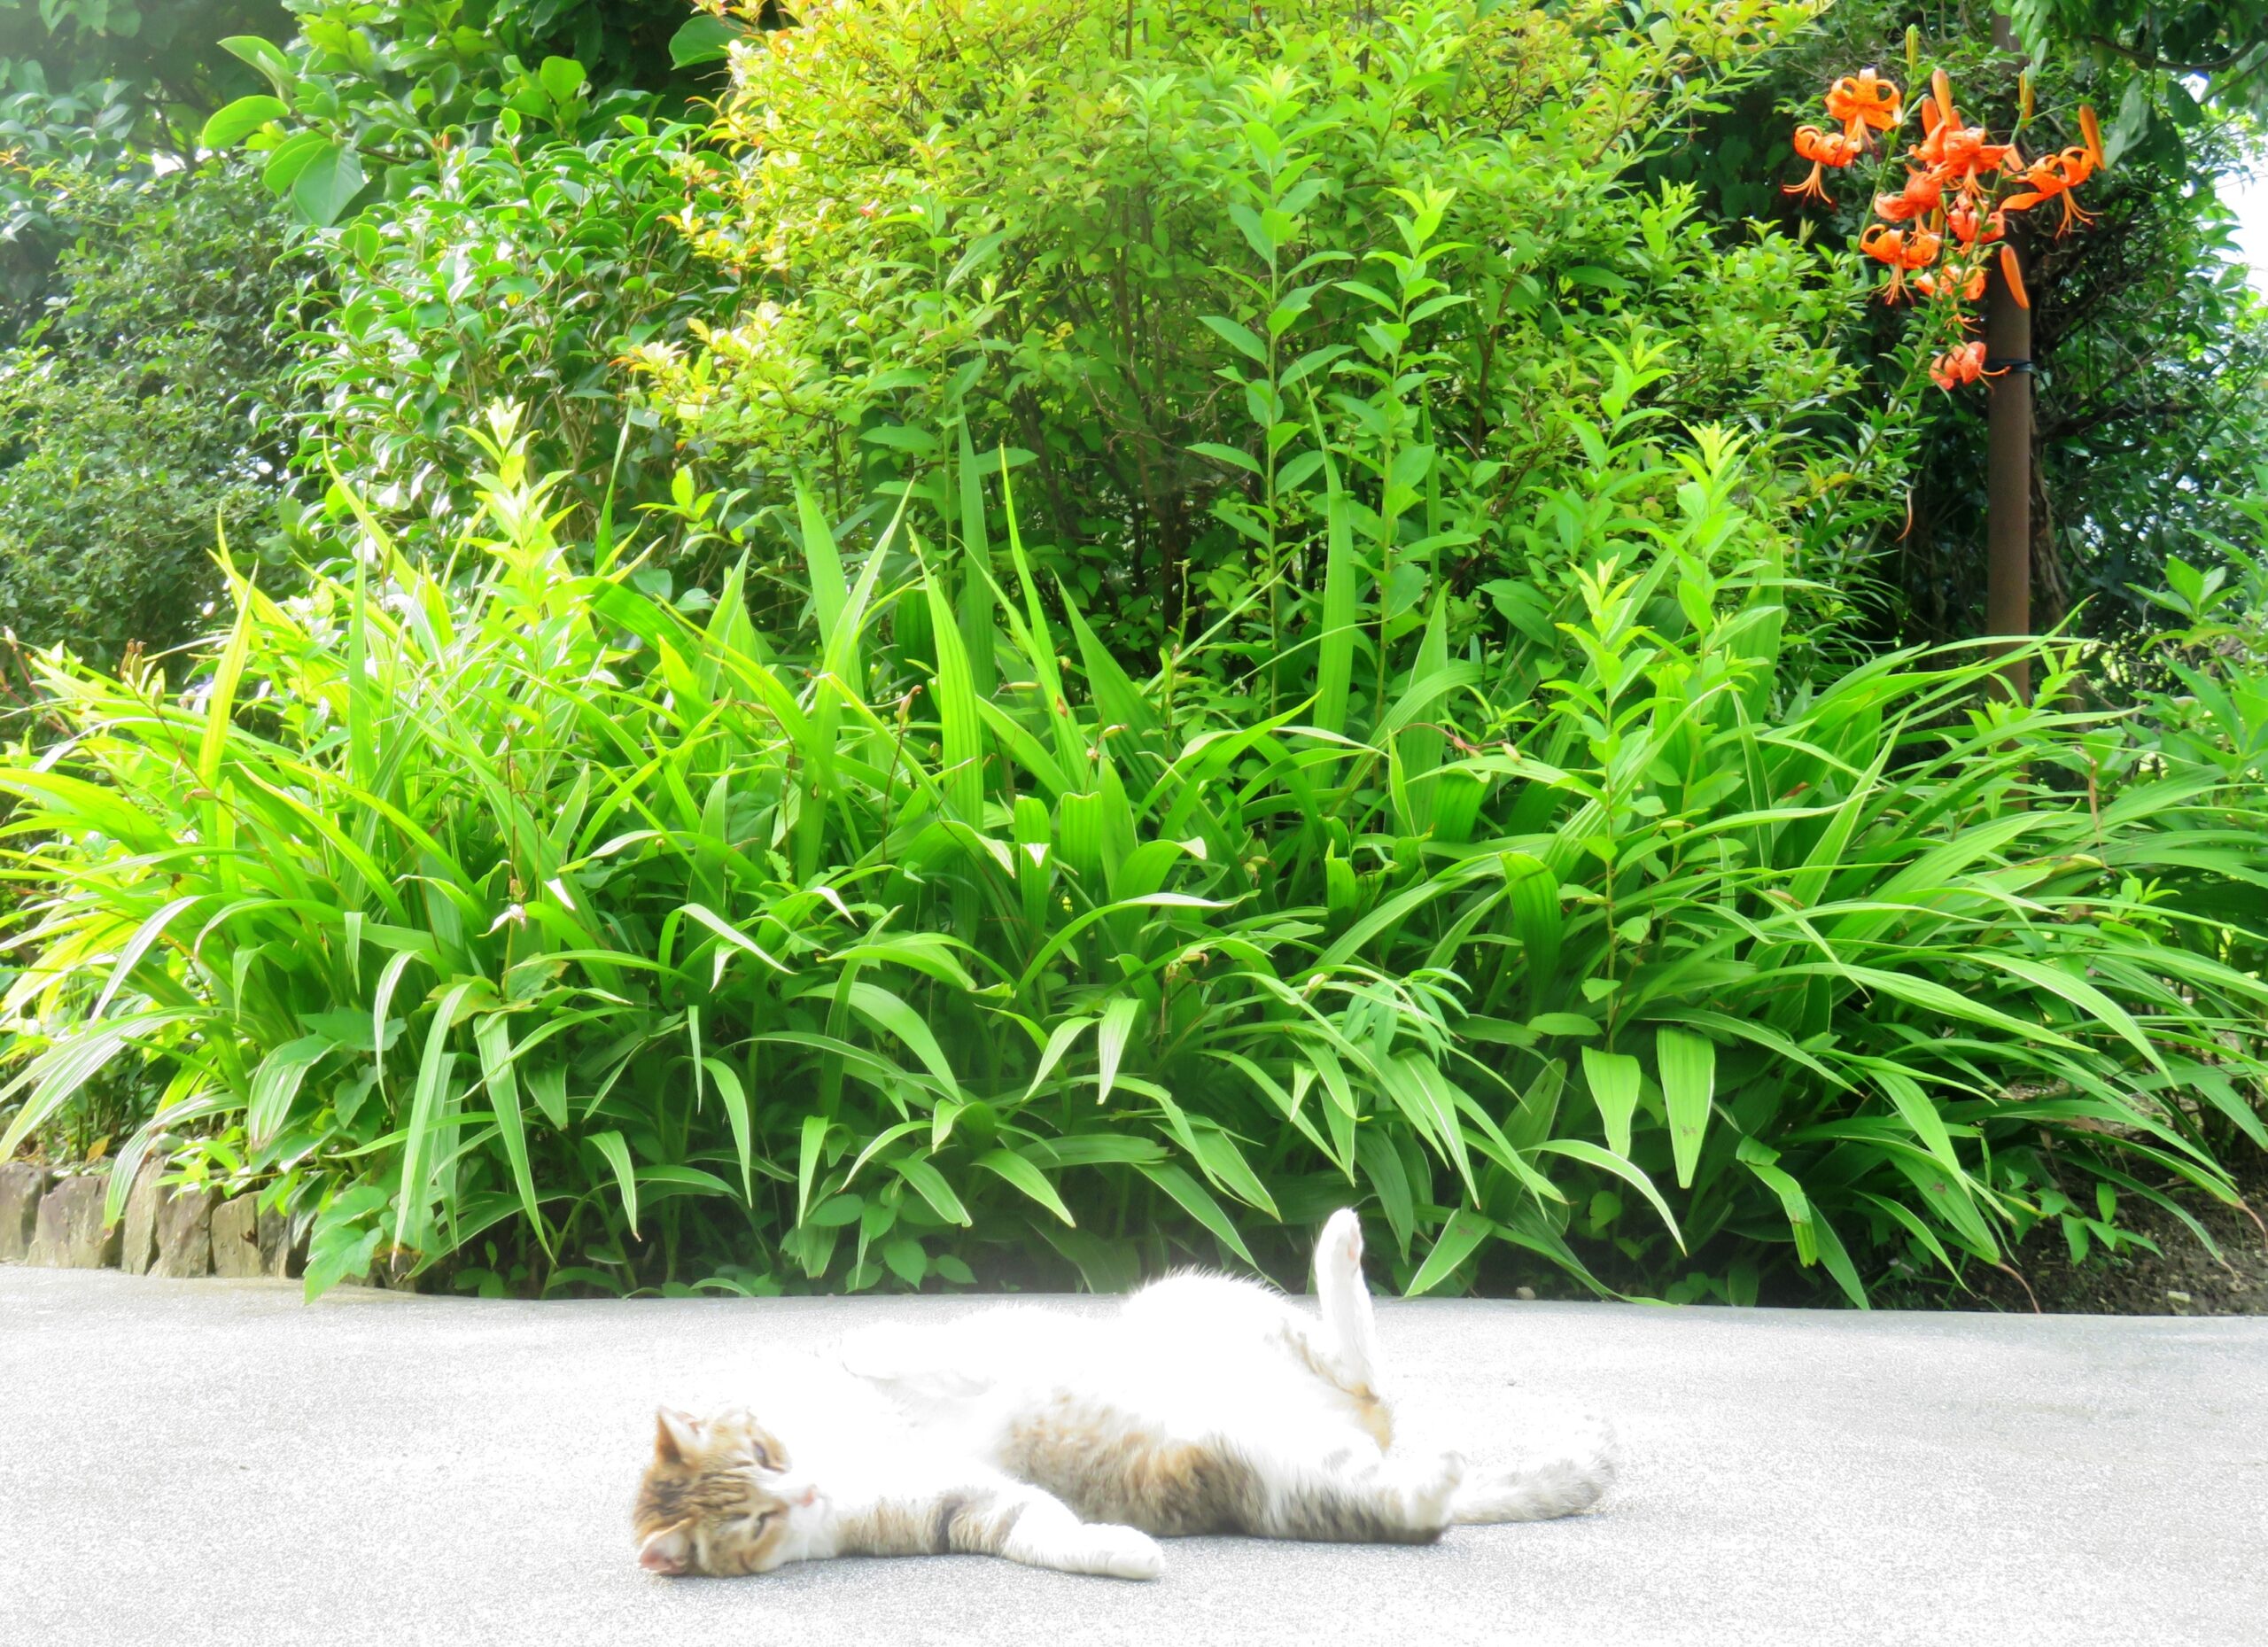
[0,1159,300,1279]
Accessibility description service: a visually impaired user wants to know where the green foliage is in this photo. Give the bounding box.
[198,0,738,228]
[2008,0,2268,131]
[0,0,2263,1313]
[0,160,302,664]
[0,3,285,315]
[3,408,2261,1307]
[284,112,729,546]
[0,67,136,338]
[638,0,1876,656]
[2101,474,2268,832]
[0,2,288,147]
[172,3,742,564]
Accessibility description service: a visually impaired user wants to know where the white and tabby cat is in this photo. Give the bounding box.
[633,1208,1615,1580]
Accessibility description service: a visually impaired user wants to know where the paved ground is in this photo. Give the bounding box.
[1,1270,2262,1647]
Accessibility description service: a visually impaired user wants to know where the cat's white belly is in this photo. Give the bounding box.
[913,1328,1376,1477]
[845,1275,1386,1469]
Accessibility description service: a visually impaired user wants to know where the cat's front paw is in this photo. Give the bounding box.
[1079,1524,1165,1581]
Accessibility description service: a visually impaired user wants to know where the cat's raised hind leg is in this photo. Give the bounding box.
[1286,1206,1395,1449]
[1313,1208,1381,1393]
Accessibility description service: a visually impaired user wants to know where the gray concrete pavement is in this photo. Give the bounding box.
[1,1268,2261,1646]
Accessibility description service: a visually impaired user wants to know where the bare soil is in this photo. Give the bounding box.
[1951,1155,2268,1317]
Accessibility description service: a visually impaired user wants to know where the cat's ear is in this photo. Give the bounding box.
[639,1522,693,1576]
[654,1408,701,1465]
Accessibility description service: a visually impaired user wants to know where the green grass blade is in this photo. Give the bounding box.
[1137,1161,1257,1268]
[1313,438,1358,736]
[394,978,480,1249]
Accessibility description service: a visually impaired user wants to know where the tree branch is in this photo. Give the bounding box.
[2082,33,2259,78]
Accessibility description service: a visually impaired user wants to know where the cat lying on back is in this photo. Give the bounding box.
[634,1208,1616,1580]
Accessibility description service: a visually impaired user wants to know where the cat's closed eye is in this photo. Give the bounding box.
[749,1443,773,1469]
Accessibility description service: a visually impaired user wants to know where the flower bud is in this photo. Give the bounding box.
[2000,242,2030,308]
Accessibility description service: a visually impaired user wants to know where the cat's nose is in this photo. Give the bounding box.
[796,1485,818,1507]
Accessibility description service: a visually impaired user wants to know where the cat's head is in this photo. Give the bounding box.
[633,1407,819,1576]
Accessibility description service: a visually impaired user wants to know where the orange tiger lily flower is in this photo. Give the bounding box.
[1785,124,1864,201]
[1772,66,2099,376]
[1946,199,2004,247]
[1874,168,1946,221]
[1825,67,1903,145]
[1913,121,2019,195]
[1915,260,1987,302]
[2003,150,2097,234]
[2000,107,2104,236]
[1907,73,2019,198]
[1860,222,1942,302]
[1930,338,1992,392]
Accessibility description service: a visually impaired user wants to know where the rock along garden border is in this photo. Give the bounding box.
[0,1158,304,1281]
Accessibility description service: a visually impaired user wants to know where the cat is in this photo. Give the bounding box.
[633,1208,1616,1580]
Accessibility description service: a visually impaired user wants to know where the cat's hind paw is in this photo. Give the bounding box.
[1316,1207,1365,1288]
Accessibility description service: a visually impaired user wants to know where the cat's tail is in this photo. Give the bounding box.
[1449,1411,1619,1523]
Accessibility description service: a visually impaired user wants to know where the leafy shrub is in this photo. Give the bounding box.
[2090,475,2268,974]
[633,0,1877,652]
[1,2,291,330]
[0,159,301,664]
[188,4,744,563]
[206,1,703,230]
[283,112,730,548]
[0,67,140,338]
[2,408,2261,1305]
